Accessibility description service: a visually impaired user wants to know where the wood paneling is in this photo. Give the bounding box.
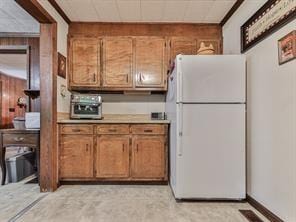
[0,72,26,128]
[69,23,222,38]
[0,37,40,112]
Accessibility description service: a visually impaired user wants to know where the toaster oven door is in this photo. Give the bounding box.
[71,103,101,119]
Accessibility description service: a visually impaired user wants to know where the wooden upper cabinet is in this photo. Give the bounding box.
[170,37,197,62]
[135,37,167,89]
[102,37,133,88]
[132,136,166,179]
[70,38,101,87]
[59,135,93,179]
[96,135,130,178]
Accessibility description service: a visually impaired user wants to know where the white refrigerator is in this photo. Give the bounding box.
[166,55,246,200]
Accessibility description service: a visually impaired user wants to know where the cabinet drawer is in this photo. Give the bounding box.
[97,124,129,134]
[60,125,93,134]
[3,134,39,146]
[131,125,165,135]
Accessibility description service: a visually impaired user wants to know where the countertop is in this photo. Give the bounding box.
[57,114,170,124]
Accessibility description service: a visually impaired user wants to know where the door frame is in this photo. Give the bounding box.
[15,0,58,192]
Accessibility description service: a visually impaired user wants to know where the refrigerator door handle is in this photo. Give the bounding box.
[177,103,183,156]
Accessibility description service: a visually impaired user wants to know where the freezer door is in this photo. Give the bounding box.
[175,104,246,199]
[178,55,246,103]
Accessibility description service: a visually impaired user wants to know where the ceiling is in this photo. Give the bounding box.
[0,0,39,33]
[55,0,236,23]
[0,54,27,79]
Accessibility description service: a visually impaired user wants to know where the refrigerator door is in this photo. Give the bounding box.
[177,55,246,103]
[175,104,246,199]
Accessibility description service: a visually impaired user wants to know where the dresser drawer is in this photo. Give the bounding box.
[97,124,129,134]
[3,133,39,146]
[60,125,93,135]
[131,124,165,135]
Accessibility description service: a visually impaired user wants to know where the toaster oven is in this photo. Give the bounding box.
[70,94,102,119]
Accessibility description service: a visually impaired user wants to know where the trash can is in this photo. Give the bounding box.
[6,151,35,183]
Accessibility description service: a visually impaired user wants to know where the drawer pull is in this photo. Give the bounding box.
[72,129,81,132]
[108,129,117,132]
[144,129,153,133]
[14,137,24,142]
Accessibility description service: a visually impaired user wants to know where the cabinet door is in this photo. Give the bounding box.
[132,136,165,179]
[170,37,197,62]
[102,37,133,88]
[135,37,167,88]
[60,135,93,178]
[70,38,100,87]
[96,135,130,178]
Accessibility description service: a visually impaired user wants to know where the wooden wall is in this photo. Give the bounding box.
[69,22,222,38]
[0,37,40,112]
[0,72,27,128]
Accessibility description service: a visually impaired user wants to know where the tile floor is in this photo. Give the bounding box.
[0,184,269,222]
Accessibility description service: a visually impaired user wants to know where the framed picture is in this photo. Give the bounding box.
[241,0,296,52]
[278,30,296,65]
[58,52,66,79]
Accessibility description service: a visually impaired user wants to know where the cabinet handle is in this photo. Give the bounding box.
[126,75,129,83]
[14,137,24,142]
[93,73,96,82]
[136,144,139,152]
[144,129,153,133]
[122,144,125,152]
[86,144,89,152]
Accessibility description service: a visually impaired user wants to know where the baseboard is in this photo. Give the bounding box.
[246,194,284,222]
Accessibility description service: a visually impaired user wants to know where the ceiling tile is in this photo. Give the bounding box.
[204,0,236,23]
[66,0,99,21]
[141,0,165,21]
[183,0,213,23]
[56,0,79,21]
[92,0,120,22]
[163,1,189,22]
[117,0,141,21]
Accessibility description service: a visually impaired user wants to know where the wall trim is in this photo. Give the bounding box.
[246,194,284,222]
[220,0,245,26]
[48,0,71,24]
[0,32,39,38]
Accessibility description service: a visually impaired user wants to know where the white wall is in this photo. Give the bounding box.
[223,1,296,221]
[37,0,71,113]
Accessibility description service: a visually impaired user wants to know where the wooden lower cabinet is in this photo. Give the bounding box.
[58,124,168,181]
[132,136,166,179]
[59,135,93,179]
[96,135,130,178]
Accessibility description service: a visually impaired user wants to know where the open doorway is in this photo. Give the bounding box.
[0,50,28,129]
